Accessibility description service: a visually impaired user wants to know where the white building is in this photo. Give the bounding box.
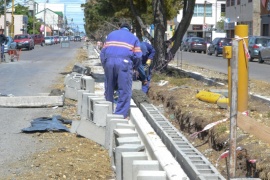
[35,8,64,36]
[175,0,226,42]
[0,13,28,36]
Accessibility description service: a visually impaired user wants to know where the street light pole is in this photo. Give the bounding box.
[33,0,35,34]
[203,0,206,39]
[4,0,7,35]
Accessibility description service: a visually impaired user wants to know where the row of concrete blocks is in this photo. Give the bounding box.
[139,103,226,180]
[64,72,95,100]
[72,90,189,179]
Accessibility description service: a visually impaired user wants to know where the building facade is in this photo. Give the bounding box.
[35,8,64,36]
[0,14,28,36]
[225,0,260,37]
[261,0,270,36]
[175,0,226,42]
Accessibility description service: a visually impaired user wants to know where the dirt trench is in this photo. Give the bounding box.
[146,67,270,179]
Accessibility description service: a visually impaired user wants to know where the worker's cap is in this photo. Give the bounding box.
[120,23,131,31]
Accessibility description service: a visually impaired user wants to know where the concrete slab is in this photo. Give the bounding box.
[122,152,147,180]
[132,160,160,180]
[76,119,105,146]
[93,104,110,126]
[70,120,80,134]
[117,137,141,146]
[0,96,64,107]
[137,171,167,180]
[115,144,145,180]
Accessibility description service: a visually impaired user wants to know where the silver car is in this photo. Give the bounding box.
[258,41,270,63]
[248,36,270,62]
[4,36,17,53]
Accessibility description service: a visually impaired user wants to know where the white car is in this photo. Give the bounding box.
[44,36,54,45]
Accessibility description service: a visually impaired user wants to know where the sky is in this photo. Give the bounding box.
[14,0,86,33]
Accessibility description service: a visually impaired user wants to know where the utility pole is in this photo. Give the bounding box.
[4,0,7,35]
[33,0,35,34]
[203,0,206,39]
[44,0,47,37]
[11,0,14,37]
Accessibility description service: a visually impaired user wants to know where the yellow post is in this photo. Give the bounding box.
[223,46,232,105]
[235,25,248,112]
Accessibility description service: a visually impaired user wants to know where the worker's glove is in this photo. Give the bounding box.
[146,59,152,66]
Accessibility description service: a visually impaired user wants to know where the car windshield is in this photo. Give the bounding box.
[193,38,204,43]
[14,35,28,39]
[255,38,270,47]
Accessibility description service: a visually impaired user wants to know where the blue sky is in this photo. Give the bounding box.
[15,0,86,33]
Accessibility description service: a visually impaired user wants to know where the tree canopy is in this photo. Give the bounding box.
[82,0,195,71]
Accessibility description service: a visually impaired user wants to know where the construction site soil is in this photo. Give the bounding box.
[3,48,270,180]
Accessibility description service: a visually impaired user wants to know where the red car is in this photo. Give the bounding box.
[14,34,35,50]
[31,34,45,46]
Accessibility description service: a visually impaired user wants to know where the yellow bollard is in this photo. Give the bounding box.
[235,25,248,112]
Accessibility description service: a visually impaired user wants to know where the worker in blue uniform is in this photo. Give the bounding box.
[136,41,156,93]
[100,23,142,118]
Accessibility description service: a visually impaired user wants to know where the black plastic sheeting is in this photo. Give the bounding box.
[21,115,72,133]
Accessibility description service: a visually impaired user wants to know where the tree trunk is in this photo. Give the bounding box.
[152,0,167,71]
[168,0,196,59]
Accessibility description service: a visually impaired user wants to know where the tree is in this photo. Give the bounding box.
[82,0,195,72]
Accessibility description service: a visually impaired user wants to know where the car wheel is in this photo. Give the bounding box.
[258,53,264,63]
[197,51,201,53]
[215,49,219,57]
[203,50,206,54]
[249,56,253,62]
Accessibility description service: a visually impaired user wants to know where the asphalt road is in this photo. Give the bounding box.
[174,50,270,83]
[0,42,82,96]
[0,41,84,176]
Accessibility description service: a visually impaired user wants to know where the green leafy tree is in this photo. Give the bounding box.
[0,0,12,15]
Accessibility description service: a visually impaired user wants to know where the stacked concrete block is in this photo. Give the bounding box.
[77,90,91,115]
[115,144,145,180]
[129,107,189,179]
[93,102,113,126]
[137,171,167,180]
[122,152,148,180]
[87,95,99,120]
[80,93,96,120]
[132,160,160,180]
[88,97,105,121]
[104,115,125,150]
[117,137,141,146]
[116,123,135,130]
[64,73,83,100]
[80,76,95,93]
[132,80,142,90]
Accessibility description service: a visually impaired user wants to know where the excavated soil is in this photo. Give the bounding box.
[148,64,270,179]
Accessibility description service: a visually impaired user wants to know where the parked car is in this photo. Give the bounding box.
[54,36,60,44]
[258,41,270,63]
[248,36,270,62]
[207,37,232,57]
[13,34,35,50]
[4,36,17,53]
[180,37,190,51]
[186,37,207,53]
[31,34,45,46]
[44,36,54,45]
[74,36,81,42]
